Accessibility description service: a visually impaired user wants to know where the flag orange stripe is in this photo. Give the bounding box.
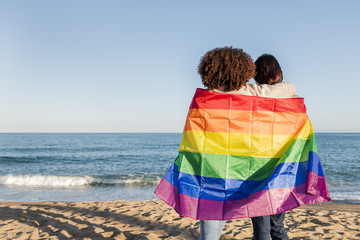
[184,108,308,135]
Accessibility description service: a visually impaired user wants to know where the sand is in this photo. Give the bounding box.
[0,201,359,240]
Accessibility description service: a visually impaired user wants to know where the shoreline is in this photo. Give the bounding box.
[0,200,359,239]
[299,200,360,212]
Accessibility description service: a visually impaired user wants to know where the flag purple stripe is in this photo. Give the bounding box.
[306,171,331,200]
[155,172,330,220]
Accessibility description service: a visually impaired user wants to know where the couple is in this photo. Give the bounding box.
[155,47,330,240]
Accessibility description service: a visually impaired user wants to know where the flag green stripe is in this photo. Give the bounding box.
[175,134,317,181]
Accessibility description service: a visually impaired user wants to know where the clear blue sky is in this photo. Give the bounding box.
[0,1,359,132]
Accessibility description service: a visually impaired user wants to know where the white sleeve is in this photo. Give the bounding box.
[245,82,297,98]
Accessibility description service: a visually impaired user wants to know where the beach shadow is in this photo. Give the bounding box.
[0,205,119,239]
[0,202,199,239]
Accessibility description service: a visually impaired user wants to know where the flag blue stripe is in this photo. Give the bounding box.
[163,151,322,201]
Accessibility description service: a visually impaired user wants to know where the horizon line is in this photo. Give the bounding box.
[0,131,360,134]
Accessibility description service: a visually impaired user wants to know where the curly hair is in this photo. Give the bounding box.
[254,54,283,85]
[198,47,256,92]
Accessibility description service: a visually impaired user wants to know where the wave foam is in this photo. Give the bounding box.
[330,192,360,202]
[0,174,161,187]
[0,174,96,187]
[114,178,161,186]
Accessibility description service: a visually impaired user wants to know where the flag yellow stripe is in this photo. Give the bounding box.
[180,119,313,158]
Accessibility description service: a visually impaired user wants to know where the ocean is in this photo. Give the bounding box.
[0,133,359,203]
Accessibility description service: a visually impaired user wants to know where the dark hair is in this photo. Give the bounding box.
[254,54,283,85]
[198,46,256,92]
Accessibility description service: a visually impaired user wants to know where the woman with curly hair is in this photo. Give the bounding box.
[198,49,296,240]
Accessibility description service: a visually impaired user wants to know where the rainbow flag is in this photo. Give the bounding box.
[155,88,330,220]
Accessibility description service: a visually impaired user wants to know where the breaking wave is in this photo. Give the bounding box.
[0,174,160,187]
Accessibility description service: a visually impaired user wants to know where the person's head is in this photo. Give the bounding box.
[254,54,283,85]
[198,46,256,92]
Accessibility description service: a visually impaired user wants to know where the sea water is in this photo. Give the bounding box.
[0,133,359,203]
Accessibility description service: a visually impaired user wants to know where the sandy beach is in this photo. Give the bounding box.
[0,201,359,239]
